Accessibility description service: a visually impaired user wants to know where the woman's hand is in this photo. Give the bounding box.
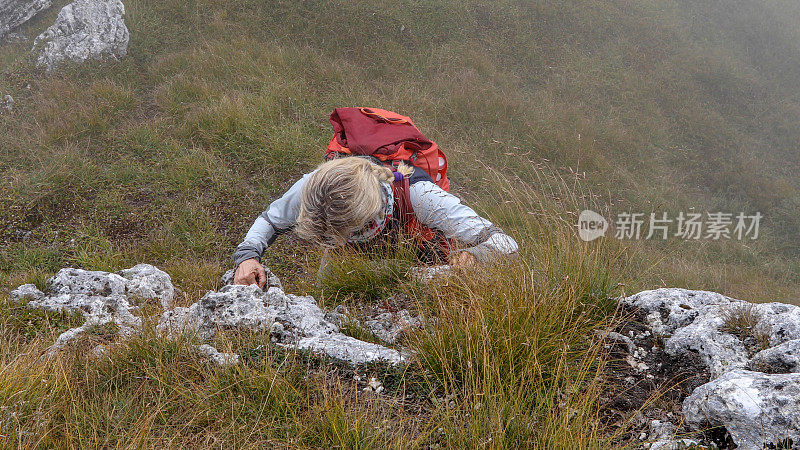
[449,251,477,268]
[233,258,267,289]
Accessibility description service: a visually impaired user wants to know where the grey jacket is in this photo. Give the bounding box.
[233,169,519,266]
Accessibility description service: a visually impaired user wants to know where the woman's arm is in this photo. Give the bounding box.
[232,171,316,275]
[409,180,519,263]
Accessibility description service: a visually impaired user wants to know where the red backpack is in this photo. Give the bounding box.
[325,107,450,248]
[325,107,449,191]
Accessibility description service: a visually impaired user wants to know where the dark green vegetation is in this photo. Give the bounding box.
[1,0,799,447]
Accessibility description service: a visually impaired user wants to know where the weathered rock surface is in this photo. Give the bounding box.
[364,309,421,345]
[0,0,51,40]
[9,264,172,353]
[644,419,700,450]
[621,288,800,379]
[683,369,800,449]
[33,0,128,70]
[158,284,407,365]
[196,344,239,366]
[9,263,407,366]
[619,288,800,449]
[120,264,174,309]
[747,338,800,373]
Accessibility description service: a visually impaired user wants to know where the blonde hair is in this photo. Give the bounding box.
[295,157,414,247]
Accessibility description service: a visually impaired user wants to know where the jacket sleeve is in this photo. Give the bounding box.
[408,181,519,262]
[232,171,316,267]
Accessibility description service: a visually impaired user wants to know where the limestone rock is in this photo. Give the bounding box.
[9,263,408,366]
[33,0,128,70]
[194,285,276,340]
[621,288,800,448]
[683,369,800,449]
[752,301,800,347]
[645,419,700,450]
[196,344,239,366]
[621,288,800,378]
[156,305,200,336]
[119,264,174,309]
[8,264,172,353]
[158,284,408,365]
[747,339,800,374]
[364,309,421,345]
[8,283,45,303]
[0,0,51,40]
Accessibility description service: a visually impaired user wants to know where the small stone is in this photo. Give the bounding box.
[363,377,383,394]
[270,321,284,336]
[2,94,14,111]
[197,344,239,366]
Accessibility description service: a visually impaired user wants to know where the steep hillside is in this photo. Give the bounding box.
[2,0,799,301]
[1,0,799,446]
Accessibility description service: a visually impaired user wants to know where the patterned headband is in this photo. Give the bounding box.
[346,181,394,244]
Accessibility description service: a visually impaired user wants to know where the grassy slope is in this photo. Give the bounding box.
[2,0,799,301]
[0,0,799,447]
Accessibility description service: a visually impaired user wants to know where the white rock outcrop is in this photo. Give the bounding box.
[33,0,128,70]
[157,284,407,365]
[621,288,800,449]
[10,263,407,366]
[621,288,800,379]
[0,0,51,40]
[9,264,173,353]
[683,369,800,450]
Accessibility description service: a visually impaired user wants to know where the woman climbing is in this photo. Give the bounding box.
[232,108,519,288]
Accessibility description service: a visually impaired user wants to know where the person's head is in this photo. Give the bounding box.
[295,157,412,248]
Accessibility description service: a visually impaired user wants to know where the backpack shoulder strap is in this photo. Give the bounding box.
[391,175,414,226]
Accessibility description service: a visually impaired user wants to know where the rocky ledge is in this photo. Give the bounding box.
[9,264,414,366]
[608,288,800,450]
